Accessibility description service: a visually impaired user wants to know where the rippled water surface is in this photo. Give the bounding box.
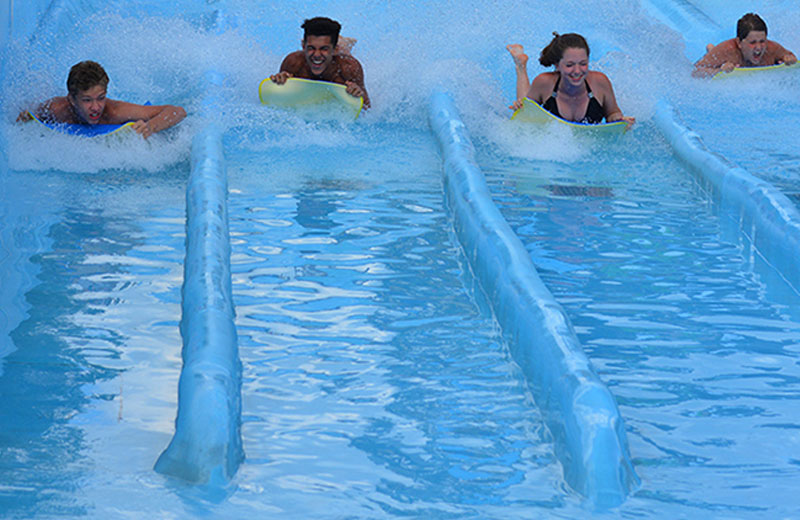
[223,128,585,517]
[3,0,800,517]
[480,123,800,518]
[0,167,187,518]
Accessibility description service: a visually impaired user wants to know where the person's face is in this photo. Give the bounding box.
[69,84,107,124]
[738,30,768,65]
[556,47,589,86]
[302,34,335,76]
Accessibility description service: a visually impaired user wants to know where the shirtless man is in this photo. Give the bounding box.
[693,13,797,78]
[17,60,185,138]
[269,17,370,108]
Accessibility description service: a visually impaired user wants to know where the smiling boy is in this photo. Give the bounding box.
[17,60,186,138]
[269,17,370,108]
[692,13,797,78]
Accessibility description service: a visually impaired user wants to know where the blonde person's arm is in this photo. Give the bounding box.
[109,100,186,138]
[130,105,186,138]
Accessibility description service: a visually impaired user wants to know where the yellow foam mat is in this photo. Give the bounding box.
[511,98,627,135]
[259,77,363,119]
[713,61,799,79]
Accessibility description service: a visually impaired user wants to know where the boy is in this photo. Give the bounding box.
[18,61,186,138]
[693,13,797,78]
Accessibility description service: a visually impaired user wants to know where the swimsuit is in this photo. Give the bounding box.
[542,76,605,124]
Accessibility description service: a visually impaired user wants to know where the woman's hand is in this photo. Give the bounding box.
[607,112,636,130]
[509,98,524,111]
[620,115,636,130]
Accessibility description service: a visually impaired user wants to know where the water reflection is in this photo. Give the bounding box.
[0,168,183,517]
[230,170,578,516]
[482,128,800,515]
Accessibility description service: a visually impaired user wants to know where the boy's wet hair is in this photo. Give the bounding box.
[67,61,109,96]
[737,13,767,41]
[539,32,590,67]
[302,17,341,48]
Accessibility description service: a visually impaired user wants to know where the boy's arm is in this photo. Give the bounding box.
[769,40,797,65]
[692,40,737,77]
[109,100,186,138]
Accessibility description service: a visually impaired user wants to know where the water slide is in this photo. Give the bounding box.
[2,0,800,517]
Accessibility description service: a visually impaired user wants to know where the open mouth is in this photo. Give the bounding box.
[309,56,326,73]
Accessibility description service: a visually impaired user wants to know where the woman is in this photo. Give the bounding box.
[508,33,634,127]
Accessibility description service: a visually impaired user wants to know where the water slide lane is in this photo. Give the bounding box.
[654,101,800,295]
[639,0,722,61]
[644,0,800,296]
[428,91,639,508]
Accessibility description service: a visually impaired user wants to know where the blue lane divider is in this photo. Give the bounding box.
[640,0,722,61]
[654,100,800,295]
[428,91,639,509]
[154,4,243,486]
[154,123,244,485]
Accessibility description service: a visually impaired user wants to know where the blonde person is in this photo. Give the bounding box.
[17,60,185,139]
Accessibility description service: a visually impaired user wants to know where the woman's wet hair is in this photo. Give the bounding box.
[67,60,109,96]
[539,32,590,67]
[736,13,767,41]
[302,16,341,48]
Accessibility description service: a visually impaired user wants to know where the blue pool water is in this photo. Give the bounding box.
[2,0,800,517]
[480,126,800,516]
[225,132,579,517]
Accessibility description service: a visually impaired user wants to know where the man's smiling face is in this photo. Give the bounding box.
[302,34,335,77]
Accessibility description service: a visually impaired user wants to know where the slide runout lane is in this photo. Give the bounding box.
[428,90,639,509]
[654,100,800,299]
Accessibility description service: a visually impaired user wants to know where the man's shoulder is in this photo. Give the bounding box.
[766,39,790,57]
[280,51,306,72]
[335,54,364,72]
[331,54,365,83]
[101,99,133,121]
[710,39,740,57]
[698,39,741,66]
[336,54,362,65]
[47,96,70,110]
[715,38,738,50]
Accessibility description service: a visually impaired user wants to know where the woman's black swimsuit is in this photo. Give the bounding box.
[541,76,605,124]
